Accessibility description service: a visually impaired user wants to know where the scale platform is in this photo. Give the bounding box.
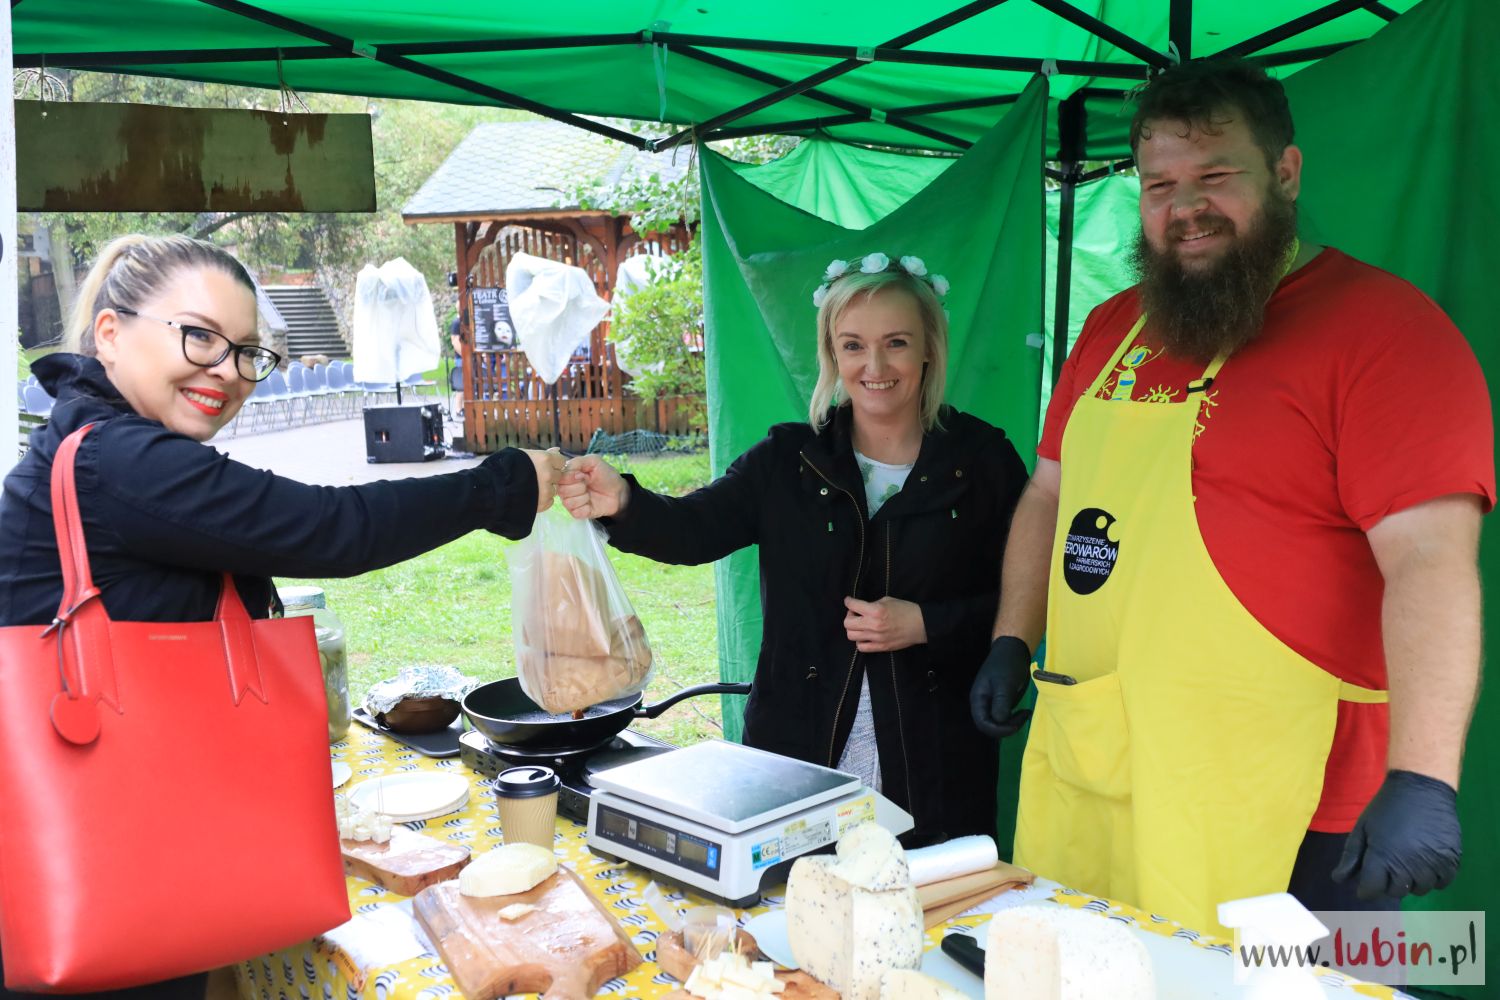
[585,740,913,907]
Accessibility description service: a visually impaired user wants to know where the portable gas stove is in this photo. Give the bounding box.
[458,728,675,824]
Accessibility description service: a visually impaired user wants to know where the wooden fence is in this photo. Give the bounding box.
[464,389,701,452]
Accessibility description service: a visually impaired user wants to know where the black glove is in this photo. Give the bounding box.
[1331,769,1462,900]
[969,636,1033,739]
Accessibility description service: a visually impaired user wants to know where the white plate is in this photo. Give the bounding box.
[348,772,469,822]
[331,761,352,788]
[742,909,796,969]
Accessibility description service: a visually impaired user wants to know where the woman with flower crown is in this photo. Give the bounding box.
[559,252,1027,844]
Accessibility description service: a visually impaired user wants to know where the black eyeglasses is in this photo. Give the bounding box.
[116,308,282,382]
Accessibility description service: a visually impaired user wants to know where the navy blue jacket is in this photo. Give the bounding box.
[603,404,1027,844]
[0,354,537,628]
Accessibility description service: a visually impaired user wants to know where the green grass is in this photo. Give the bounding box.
[289,451,727,748]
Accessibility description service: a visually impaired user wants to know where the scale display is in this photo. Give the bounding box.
[594,804,721,878]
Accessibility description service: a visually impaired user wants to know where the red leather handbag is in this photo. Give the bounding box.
[0,425,350,991]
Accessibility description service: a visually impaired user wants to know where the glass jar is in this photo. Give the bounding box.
[279,585,350,741]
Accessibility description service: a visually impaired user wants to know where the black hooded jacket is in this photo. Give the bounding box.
[603,404,1027,844]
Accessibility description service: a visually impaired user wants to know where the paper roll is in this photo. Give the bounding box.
[906,834,1000,886]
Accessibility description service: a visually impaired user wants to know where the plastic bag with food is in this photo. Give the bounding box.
[509,507,654,715]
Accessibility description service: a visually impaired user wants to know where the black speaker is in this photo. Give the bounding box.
[363,404,446,463]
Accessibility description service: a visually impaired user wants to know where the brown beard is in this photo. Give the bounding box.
[1130,186,1299,363]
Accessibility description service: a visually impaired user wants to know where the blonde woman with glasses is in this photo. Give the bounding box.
[560,253,1028,846]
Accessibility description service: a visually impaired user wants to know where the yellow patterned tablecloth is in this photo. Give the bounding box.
[234,724,1402,1000]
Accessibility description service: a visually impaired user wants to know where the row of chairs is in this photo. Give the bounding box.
[229,361,437,435]
[16,364,439,435]
[18,376,53,417]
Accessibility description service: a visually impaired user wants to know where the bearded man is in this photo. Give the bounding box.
[970,58,1493,932]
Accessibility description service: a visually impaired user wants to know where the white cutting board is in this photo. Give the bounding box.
[921,915,1387,999]
[920,921,1244,999]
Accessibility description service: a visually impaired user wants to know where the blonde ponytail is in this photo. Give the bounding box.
[62,233,255,356]
[63,234,150,354]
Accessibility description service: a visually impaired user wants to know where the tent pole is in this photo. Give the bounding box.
[1051,93,1086,387]
[1,2,17,473]
[1029,0,1170,68]
[1052,166,1078,387]
[673,45,972,149]
[653,0,1011,151]
[708,113,968,149]
[190,0,646,148]
[1078,159,1135,184]
[1216,0,1382,59]
[1169,0,1192,60]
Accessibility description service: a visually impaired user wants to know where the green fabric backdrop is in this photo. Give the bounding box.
[698,77,1048,750]
[1042,174,1142,421]
[724,140,955,232]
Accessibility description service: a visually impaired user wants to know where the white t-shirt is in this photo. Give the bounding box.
[836,450,915,789]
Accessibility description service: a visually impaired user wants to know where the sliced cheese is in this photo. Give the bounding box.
[879,969,968,999]
[983,905,1155,1000]
[684,951,784,999]
[787,823,923,1000]
[458,842,557,898]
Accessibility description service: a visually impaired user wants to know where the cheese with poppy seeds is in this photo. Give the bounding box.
[786,823,923,1000]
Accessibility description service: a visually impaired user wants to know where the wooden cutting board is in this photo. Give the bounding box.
[413,866,642,1000]
[341,827,471,896]
[917,860,1035,928]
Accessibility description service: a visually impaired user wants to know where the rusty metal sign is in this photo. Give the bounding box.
[16,101,375,212]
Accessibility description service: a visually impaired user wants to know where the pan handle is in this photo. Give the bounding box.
[635,682,752,720]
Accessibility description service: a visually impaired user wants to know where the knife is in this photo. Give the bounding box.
[940,932,985,979]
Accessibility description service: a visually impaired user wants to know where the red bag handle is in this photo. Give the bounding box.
[45,425,267,746]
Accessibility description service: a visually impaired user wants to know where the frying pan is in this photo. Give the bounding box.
[462,677,752,754]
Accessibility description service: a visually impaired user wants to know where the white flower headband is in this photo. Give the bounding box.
[812,252,951,309]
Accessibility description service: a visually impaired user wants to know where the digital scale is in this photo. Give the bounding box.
[585,740,913,907]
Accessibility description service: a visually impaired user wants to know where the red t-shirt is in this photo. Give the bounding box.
[1039,249,1496,832]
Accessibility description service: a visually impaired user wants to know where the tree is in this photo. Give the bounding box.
[610,238,706,430]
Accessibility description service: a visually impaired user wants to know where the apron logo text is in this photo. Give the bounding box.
[1063,507,1120,595]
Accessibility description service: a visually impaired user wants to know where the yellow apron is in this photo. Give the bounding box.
[1014,316,1387,934]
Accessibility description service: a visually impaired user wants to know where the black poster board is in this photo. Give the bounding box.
[470,287,516,351]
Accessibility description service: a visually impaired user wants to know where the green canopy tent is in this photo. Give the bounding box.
[8,3,1498,992]
[10,0,1425,375]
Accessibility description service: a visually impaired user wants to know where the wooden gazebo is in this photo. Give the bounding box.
[404,121,696,454]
